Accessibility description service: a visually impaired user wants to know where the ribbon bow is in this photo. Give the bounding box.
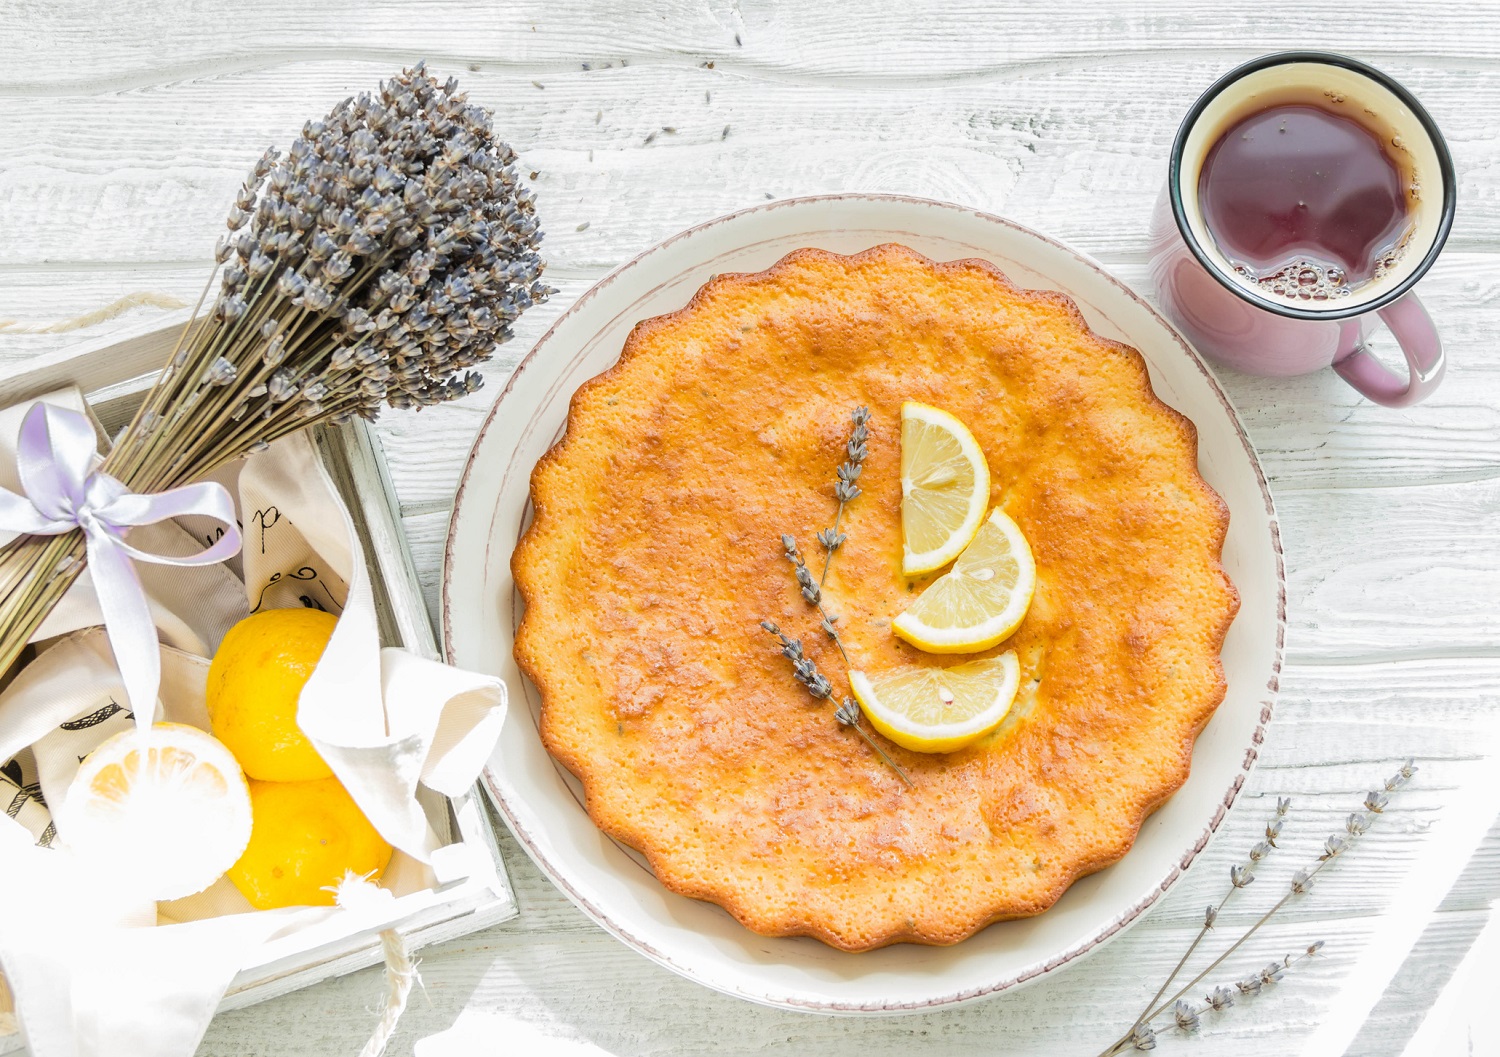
[0,402,242,726]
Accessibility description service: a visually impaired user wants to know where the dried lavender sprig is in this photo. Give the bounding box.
[783,534,850,664]
[1116,942,1325,1053]
[759,622,831,699]
[1100,760,1417,1055]
[1162,943,1325,1038]
[817,406,869,589]
[1203,985,1236,1012]
[1172,999,1200,1034]
[835,697,912,787]
[759,621,911,787]
[775,540,911,788]
[782,535,825,609]
[1128,796,1292,1038]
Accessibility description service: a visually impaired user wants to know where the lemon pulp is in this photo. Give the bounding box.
[849,653,1020,753]
[57,722,252,901]
[900,401,991,576]
[893,507,1036,653]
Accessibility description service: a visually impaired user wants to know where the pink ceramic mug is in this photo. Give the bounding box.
[1148,52,1456,407]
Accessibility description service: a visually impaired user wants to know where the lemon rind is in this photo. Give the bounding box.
[891,612,1027,655]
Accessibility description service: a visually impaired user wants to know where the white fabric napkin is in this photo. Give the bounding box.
[0,390,507,1057]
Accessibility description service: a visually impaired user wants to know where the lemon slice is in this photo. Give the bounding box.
[893,507,1036,653]
[56,722,252,901]
[901,401,991,576]
[849,653,1020,753]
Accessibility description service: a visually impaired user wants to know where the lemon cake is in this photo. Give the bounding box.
[512,244,1239,951]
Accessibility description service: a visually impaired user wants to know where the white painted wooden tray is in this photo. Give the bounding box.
[0,318,518,1051]
[443,195,1285,1014]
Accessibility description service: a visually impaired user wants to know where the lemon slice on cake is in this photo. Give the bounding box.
[849,653,1020,753]
[901,401,991,576]
[56,722,252,901]
[893,507,1036,653]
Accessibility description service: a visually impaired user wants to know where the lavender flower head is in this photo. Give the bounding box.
[760,621,832,699]
[1258,962,1286,986]
[1204,985,1235,1012]
[1172,1000,1200,1034]
[782,535,821,605]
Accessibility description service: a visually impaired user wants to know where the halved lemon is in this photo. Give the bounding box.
[893,507,1036,653]
[56,722,252,901]
[901,401,991,576]
[849,653,1020,753]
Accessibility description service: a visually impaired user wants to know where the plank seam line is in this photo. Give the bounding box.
[1,44,1498,97]
[1285,647,1500,667]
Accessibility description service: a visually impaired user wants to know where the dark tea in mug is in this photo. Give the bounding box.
[1198,97,1418,303]
[1151,53,1456,406]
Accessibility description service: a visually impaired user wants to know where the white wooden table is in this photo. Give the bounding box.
[3,4,1498,1054]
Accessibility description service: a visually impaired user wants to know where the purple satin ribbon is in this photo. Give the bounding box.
[0,402,242,726]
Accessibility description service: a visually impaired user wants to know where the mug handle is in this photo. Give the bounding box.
[1333,293,1445,408]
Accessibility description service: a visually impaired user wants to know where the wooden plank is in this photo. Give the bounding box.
[6,257,1500,505]
[1276,480,1500,662]
[1,1,1496,89]
[0,59,1491,273]
[192,902,1481,1056]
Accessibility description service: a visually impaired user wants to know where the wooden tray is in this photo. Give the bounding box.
[0,311,517,1049]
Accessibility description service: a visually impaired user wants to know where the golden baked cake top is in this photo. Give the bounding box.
[512,243,1238,951]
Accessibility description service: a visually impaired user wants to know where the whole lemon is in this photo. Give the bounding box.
[227,777,394,909]
[207,608,337,781]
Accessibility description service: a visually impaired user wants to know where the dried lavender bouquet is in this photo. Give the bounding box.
[0,63,550,678]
